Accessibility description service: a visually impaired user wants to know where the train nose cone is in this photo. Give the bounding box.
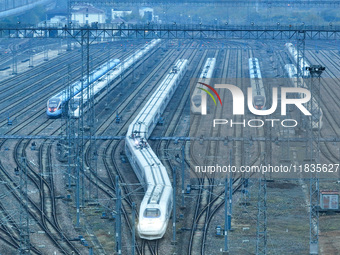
[138,220,167,239]
[141,221,162,231]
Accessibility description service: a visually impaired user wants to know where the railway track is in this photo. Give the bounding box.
[149,47,212,255]
[38,42,171,254]
[0,44,141,139]
[195,48,230,255]
[0,43,107,95]
[187,44,242,255]
[0,43,150,253]
[0,44,133,129]
[5,39,340,254]
[0,141,80,254]
[0,106,85,253]
[0,40,125,89]
[184,44,265,254]
[14,141,83,253]
[141,240,159,255]
[276,47,340,165]
[2,41,183,254]
[103,43,197,255]
[186,46,232,254]
[0,40,269,254]
[74,41,197,254]
[305,50,340,166]
[0,198,44,254]
[0,38,59,70]
[83,47,177,254]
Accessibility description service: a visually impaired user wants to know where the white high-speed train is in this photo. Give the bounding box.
[125,59,188,239]
[47,39,161,118]
[191,58,216,114]
[69,39,161,118]
[249,58,266,110]
[285,42,310,77]
[46,58,120,117]
[285,64,323,130]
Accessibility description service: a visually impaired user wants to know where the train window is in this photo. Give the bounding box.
[144,208,161,218]
[70,99,79,111]
[125,146,132,157]
[135,161,142,173]
[148,120,153,130]
[167,199,172,216]
[48,98,61,108]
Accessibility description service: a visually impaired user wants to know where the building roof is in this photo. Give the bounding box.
[139,7,153,11]
[72,6,105,14]
[112,8,132,12]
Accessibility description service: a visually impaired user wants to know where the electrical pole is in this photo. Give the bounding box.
[19,157,30,255]
[223,177,228,254]
[67,0,72,51]
[172,166,177,245]
[11,44,18,75]
[256,154,267,255]
[306,65,325,255]
[75,28,87,227]
[132,202,136,255]
[28,40,33,68]
[115,176,122,255]
[228,149,232,230]
[84,27,97,202]
[66,65,74,191]
[181,145,185,208]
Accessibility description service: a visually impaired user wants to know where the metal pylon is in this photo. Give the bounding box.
[115,176,122,255]
[296,31,307,130]
[82,29,99,202]
[74,28,88,226]
[85,29,92,201]
[67,0,72,51]
[85,30,92,130]
[66,65,76,190]
[28,40,34,68]
[44,45,48,61]
[19,157,30,255]
[306,65,325,255]
[256,154,267,255]
[241,138,250,207]
[11,47,17,75]
[280,102,291,162]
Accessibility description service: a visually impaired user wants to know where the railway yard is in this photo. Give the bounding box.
[0,36,340,255]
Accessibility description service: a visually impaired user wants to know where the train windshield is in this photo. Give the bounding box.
[70,98,80,111]
[254,96,264,106]
[48,98,61,108]
[144,208,160,218]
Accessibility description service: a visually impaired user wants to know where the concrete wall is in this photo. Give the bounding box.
[72,13,106,24]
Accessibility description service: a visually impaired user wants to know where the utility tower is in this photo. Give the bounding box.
[19,157,30,255]
[67,0,72,51]
[10,44,18,75]
[306,65,325,255]
[65,65,76,190]
[85,31,98,202]
[256,153,267,255]
[296,30,307,129]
